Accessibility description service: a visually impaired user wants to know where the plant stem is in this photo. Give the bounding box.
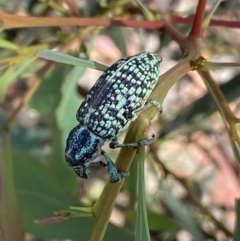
[199,71,240,147]
[1,12,240,31]
[190,0,207,38]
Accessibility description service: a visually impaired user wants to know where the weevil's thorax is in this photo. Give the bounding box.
[65,125,103,167]
[76,52,161,140]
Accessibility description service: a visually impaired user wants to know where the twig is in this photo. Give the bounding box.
[190,0,207,38]
[1,11,240,31]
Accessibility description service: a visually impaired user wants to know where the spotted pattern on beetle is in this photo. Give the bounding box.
[77,52,161,139]
[65,52,162,183]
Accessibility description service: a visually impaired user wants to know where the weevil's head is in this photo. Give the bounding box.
[65,125,102,179]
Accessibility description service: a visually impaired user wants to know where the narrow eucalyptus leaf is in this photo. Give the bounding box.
[36,50,107,71]
[135,146,151,241]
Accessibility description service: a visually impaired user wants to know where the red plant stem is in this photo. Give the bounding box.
[190,0,207,38]
[1,12,240,30]
[0,12,164,30]
[171,15,240,28]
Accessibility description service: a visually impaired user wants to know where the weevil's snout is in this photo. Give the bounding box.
[73,165,89,179]
[65,149,90,179]
[64,151,89,179]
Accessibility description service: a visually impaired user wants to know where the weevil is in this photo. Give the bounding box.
[65,52,162,183]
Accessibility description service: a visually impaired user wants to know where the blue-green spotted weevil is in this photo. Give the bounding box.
[65,52,162,183]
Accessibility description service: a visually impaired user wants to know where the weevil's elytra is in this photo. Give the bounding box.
[65,52,162,183]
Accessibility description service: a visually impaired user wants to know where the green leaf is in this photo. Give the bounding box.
[13,151,79,204]
[12,151,85,240]
[36,50,107,71]
[12,150,134,240]
[0,134,25,241]
[0,38,19,50]
[128,152,138,208]
[29,64,70,114]
[0,65,15,102]
[147,212,179,231]
[10,122,44,152]
[135,147,151,241]
[203,0,222,30]
[126,210,179,232]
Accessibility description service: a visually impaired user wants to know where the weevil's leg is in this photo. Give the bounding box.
[124,100,162,120]
[136,100,162,114]
[88,161,107,167]
[124,100,162,119]
[102,151,129,183]
[109,134,155,149]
